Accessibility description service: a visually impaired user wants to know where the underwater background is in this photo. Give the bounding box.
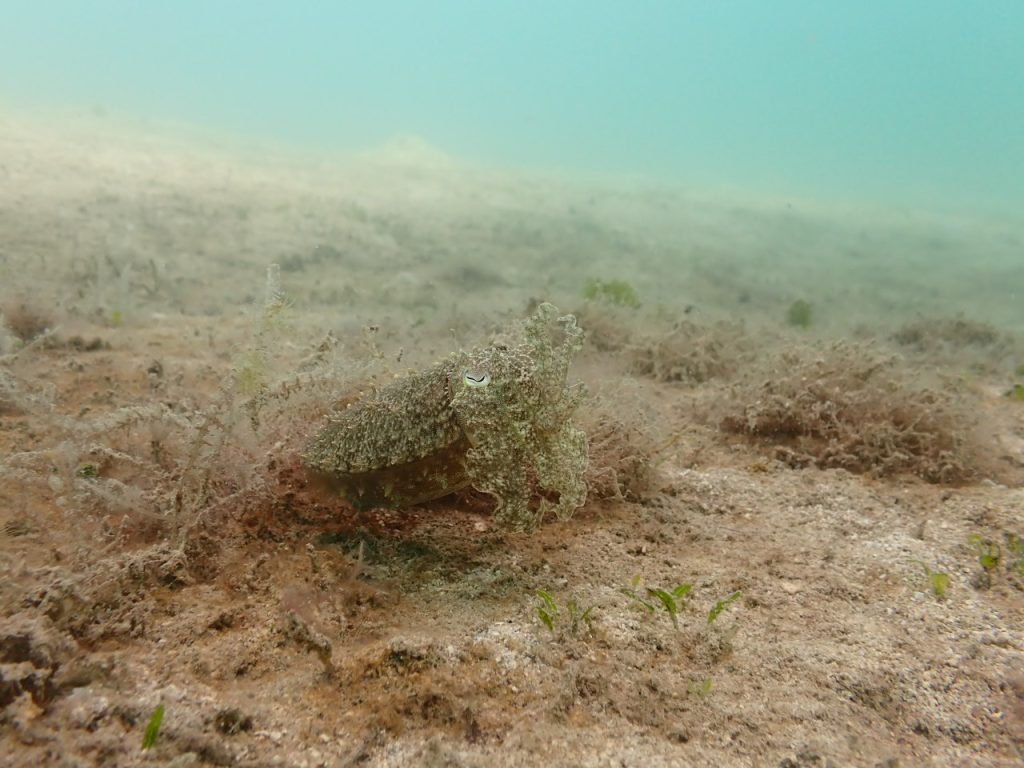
[3,3,1024,767]
[1,0,1022,216]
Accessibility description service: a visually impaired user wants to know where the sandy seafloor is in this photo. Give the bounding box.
[1,111,1024,767]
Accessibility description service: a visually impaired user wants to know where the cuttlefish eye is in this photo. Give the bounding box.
[463,369,491,388]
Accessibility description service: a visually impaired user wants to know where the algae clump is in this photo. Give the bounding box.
[786,299,813,328]
[582,278,641,309]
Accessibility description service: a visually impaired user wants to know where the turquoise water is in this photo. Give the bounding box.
[1,1,1021,215]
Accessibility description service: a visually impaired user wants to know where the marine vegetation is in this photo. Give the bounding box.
[968,534,1000,588]
[141,703,165,750]
[914,561,950,599]
[707,590,741,624]
[582,277,641,308]
[621,574,692,629]
[786,299,813,328]
[1005,533,1024,578]
[535,588,594,638]
[303,303,589,530]
[720,342,975,482]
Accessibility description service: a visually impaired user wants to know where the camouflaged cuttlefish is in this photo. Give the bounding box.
[303,303,588,530]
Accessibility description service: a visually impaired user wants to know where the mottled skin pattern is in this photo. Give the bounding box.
[303,303,588,530]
